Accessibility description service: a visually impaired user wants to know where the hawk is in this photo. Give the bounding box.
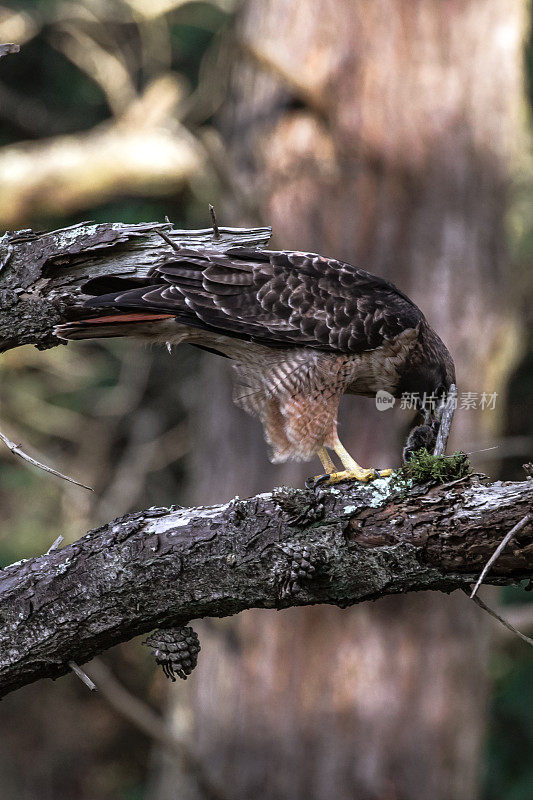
[55,244,455,483]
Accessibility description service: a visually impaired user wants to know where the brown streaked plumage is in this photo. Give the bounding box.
[55,246,455,481]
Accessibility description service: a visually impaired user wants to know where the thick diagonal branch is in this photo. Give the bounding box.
[1,475,531,698]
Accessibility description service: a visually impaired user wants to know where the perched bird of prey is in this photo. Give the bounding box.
[56,244,455,483]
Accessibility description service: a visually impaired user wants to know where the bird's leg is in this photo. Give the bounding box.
[317,446,337,475]
[311,436,393,486]
[329,439,393,483]
[306,446,341,488]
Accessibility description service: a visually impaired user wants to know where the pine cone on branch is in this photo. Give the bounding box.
[279,543,317,597]
[144,626,201,681]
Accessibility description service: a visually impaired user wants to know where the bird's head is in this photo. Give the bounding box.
[399,341,455,460]
[396,328,456,420]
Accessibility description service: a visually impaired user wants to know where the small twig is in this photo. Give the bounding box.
[438,446,498,460]
[68,661,97,691]
[433,383,458,456]
[493,603,533,636]
[470,514,532,599]
[209,203,221,240]
[432,473,474,491]
[154,228,182,253]
[0,430,93,491]
[47,535,64,554]
[466,591,533,648]
[461,445,499,457]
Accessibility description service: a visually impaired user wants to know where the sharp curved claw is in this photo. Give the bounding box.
[306,474,329,489]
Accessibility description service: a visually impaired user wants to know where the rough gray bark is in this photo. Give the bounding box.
[0,221,271,353]
[1,474,532,699]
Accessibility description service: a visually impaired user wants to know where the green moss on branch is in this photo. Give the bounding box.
[391,449,471,490]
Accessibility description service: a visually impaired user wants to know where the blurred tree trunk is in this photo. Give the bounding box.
[152,2,526,799]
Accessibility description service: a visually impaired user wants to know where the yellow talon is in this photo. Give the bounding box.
[310,442,393,486]
[323,467,392,485]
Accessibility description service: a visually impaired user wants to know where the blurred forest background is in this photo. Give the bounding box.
[0,1,532,799]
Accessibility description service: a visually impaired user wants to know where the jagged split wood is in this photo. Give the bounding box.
[0,221,532,698]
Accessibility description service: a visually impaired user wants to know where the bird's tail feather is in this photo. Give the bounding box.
[54,313,174,341]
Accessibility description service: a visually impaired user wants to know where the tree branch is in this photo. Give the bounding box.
[1,475,532,698]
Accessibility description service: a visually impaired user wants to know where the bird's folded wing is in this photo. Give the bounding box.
[82,247,424,354]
